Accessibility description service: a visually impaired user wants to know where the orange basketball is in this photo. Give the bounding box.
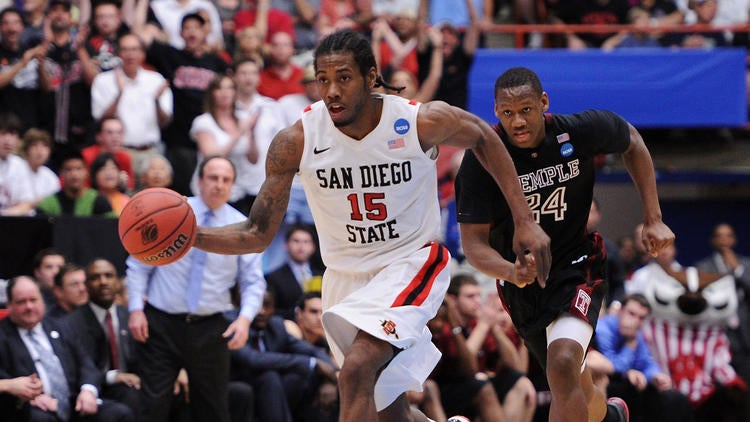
[118,188,196,266]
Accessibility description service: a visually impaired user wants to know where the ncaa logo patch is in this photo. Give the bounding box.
[560,143,574,157]
[574,289,592,316]
[394,118,410,135]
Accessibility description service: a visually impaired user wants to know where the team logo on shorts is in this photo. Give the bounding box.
[574,289,592,316]
[381,319,400,339]
[394,118,410,135]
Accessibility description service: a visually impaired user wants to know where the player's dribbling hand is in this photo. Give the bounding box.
[641,220,675,257]
[513,220,551,287]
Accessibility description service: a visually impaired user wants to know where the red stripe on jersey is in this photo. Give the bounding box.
[409,99,418,106]
[303,105,312,113]
[391,243,449,307]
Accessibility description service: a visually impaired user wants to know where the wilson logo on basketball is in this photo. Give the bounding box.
[142,233,190,263]
[140,223,159,245]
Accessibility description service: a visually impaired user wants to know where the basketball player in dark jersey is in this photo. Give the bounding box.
[455,67,675,422]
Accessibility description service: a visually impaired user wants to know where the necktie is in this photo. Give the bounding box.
[27,331,70,420]
[187,210,212,313]
[105,310,119,370]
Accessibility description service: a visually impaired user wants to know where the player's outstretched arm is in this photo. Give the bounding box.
[620,123,675,256]
[195,122,302,255]
[418,101,551,282]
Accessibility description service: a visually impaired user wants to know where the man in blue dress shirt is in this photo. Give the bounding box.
[126,155,266,422]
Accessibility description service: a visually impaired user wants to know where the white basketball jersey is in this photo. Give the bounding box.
[299,94,441,273]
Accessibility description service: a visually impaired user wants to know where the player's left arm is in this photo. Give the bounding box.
[418,101,551,283]
[621,122,675,255]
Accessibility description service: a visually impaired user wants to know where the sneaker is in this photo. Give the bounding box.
[447,417,470,422]
[606,397,630,422]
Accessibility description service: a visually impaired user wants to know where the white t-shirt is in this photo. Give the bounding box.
[0,154,34,212]
[150,0,224,49]
[28,165,61,203]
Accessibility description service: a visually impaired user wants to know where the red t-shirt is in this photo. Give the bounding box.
[234,8,295,42]
[258,66,305,100]
[81,145,135,190]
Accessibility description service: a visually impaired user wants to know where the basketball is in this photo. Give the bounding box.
[118,187,196,266]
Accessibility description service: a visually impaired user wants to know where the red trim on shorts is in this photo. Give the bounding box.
[391,242,449,307]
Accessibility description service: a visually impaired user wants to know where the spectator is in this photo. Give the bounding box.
[662,0,728,48]
[316,0,373,37]
[32,247,67,309]
[85,0,129,74]
[595,293,695,422]
[386,24,442,103]
[66,258,142,419]
[233,25,266,65]
[36,149,115,216]
[232,58,285,214]
[371,5,420,81]
[38,0,99,164]
[277,63,319,126]
[126,156,266,422]
[47,262,89,319]
[0,275,133,421]
[271,0,318,51]
[587,198,627,310]
[258,31,305,99]
[0,372,43,417]
[18,0,46,48]
[21,128,61,207]
[0,112,34,216]
[91,32,172,177]
[552,0,631,49]
[136,154,174,192]
[602,7,663,50]
[233,0,296,44]
[627,243,681,295]
[0,7,45,131]
[146,0,224,51]
[436,274,537,422]
[618,235,642,280]
[188,73,260,214]
[90,153,130,216]
[230,290,338,422]
[82,117,135,192]
[695,222,750,421]
[294,291,328,351]
[265,224,325,320]
[133,7,229,196]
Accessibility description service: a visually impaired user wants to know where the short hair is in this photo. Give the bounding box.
[32,247,66,270]
[232,57,261,74]
[285,223,315,242]
[296,291,321,312]
[117,32,147,53]
[22,128,52,153]
[181,12,206,28]
[6,275,39,303]
[95,116,122,134]
[0,112,22,135]
[89,152,121,189]
[137,154,173,179]
[54,262,83,288]
[447,273,479,296]
[621,293,651,313]
[0,7,23,23]
[197,155,236,182]
[494,67,544,99]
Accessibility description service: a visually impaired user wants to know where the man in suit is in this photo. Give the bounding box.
[264,224,324,320]
[0,275,133,421]
[66,258,141,418]
[47,263,89,319]
[695,222,750,421]
[231,290,338,422]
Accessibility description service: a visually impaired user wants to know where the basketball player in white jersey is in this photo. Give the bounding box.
[194,29,551,421]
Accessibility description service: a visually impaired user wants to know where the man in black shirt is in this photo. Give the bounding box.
[455,67,675,422]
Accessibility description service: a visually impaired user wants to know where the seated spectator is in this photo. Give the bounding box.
[136,154,174,192]
[48,263,90,319]
[662,0,728,47]
[293,292,328,351]
[602,7,663,50]
[264,224,325,321]
[90,153,130,216]
[36,150,115,217]
[65,258,141,419]
[552,0,631,49]
[82,117,135,191]
[595,293,694,422]
[230,290,338,422]
[32,248,67,308]
[0,112,34,216]
[21,128,61,208]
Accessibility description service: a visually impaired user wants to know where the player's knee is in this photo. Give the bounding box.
[340,339,393,385]
[547,339,584,379]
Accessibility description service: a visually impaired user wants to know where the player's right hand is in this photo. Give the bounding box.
[513,220,551,287]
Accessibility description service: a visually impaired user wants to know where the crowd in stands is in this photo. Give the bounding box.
[0,0,749,420]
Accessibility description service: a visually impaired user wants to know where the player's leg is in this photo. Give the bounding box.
[338,329,397,421]
[546,314,607,422]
